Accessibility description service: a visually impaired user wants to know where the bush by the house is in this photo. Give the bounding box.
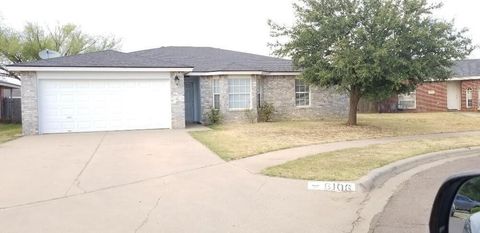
[244,109,257,124]
[205,108,222,125]
[471,206,480,214]
[258,102,275,122]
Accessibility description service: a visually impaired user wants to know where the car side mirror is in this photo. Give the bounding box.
[430,172,480,233]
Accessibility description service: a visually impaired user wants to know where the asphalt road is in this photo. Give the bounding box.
[370,155,480,233]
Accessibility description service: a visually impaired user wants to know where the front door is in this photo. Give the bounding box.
[184,81,195,123]
[447,81,461,110]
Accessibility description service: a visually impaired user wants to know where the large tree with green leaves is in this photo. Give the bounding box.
[269,0,474,125]
[0,20,120,78]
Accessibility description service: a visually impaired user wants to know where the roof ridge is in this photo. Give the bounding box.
[125,50,192,68]
[130,46,291,62]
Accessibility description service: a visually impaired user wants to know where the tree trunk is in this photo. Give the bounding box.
[347,87,361,126]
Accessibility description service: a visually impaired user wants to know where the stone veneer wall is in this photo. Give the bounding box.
[199,75,348,123]
[19,71,39,135]
[262,75,349,120]
[199,75,259,123]
[170,72,186,128]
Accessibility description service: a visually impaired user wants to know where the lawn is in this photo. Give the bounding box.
[190,112,480,160]
[262,135,480,181]
[0,124,22,143]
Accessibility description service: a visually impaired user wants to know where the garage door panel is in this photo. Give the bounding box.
[38,79,171,133]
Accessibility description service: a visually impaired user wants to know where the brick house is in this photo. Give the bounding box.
[373,59,480,113]
[7,47,348,135]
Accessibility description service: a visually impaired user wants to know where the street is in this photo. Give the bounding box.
[370,155,480,233]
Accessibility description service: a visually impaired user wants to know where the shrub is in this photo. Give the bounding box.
[471,206,480,214]
[244,109,257,124]
[205,108,222,125]
[258,102,275,122]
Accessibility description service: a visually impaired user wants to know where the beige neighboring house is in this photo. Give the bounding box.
[7,47,348,135]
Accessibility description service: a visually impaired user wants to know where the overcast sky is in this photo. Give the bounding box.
[1,0,479,58]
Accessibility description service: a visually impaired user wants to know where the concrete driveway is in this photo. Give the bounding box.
[0,130,362,233]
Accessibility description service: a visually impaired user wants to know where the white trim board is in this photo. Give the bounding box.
[448,76,480,81]
[187,71,301,76]
[7,66,193,72]
[36,71,171,80]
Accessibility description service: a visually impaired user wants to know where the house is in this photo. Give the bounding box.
[7,47,348,135]
[0,76,21,122]
[396,59,480,112]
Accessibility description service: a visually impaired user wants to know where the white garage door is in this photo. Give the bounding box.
[38,79,171,133]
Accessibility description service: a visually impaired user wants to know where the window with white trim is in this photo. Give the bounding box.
[466,88,473,109]
[398,92,416,110]
[295,79,310,106]
[478,89,480,109]
[228,78,251,109]
[213,79,220,109]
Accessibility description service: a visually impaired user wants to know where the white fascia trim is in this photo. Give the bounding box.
[448,76,480,81]
[187,71,301,76]
[6,66,194,72]
[267,72,301,76]
[188,71,264,76]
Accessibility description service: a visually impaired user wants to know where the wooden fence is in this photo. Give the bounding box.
[1,98,21,123]
[357,97,399,113]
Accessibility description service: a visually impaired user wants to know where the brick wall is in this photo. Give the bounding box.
[414,82,447,112]
[199,75,348,123]
[170,72,186,129]
[19,72,39,135]
[460,80,480,111]
[262,76,348,120]
[199,75,259,123]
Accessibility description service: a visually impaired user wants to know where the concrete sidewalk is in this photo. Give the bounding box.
[229,131,480,173]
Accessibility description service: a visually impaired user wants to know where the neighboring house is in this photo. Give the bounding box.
[0,76,21,122]
[7,47,348,135]
[361,59,480,113]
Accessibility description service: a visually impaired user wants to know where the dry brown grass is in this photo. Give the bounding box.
[190,112,480,160]
[262,135,480,181]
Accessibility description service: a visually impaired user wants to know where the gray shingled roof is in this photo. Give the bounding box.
[453,59,480,77]
[13,46,477,76]
[9,50,191,68]
[130,46,295,72]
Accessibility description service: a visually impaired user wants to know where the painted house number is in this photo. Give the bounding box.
[307,181,356,192]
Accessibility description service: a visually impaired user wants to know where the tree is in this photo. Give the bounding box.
[269,0,474,125]
[0,21,120,64]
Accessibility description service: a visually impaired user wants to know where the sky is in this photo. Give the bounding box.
[1,0,479,58]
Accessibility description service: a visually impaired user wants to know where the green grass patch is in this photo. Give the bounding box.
[0,123,22,143]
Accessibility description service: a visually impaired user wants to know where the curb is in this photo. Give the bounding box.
[356,146,480,192]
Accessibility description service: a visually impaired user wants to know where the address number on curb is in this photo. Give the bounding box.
[307,181,356,192]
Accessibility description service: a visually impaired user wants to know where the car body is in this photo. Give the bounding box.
[454,194,480,212]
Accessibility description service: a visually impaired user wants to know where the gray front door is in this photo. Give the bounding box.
[184,81,195,123]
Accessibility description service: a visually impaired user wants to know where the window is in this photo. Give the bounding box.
[295,79,310,106]
[478,90,480,109]
[466,88,473,109]
[213,79,220,109]
[398,92,416,110]
[228,78,251,109]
